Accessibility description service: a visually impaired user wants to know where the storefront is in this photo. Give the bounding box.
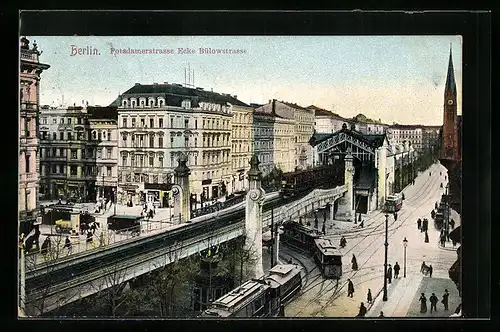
[144,183,172,208]
[118,184,140,206]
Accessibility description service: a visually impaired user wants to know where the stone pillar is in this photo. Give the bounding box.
[70,210,80,233]
[336,152,355,220]
[244,154,266,279]
[377,144,387,209]
[172,153,191,224]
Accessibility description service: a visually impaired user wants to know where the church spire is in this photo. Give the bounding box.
[445,44,457,95]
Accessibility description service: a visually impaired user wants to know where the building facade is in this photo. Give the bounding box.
[87,107,119,202]
[421,125,441,154]
[39,105,118,202]
[308,105,349,135]
[230,105,254,192]
[19,37,50,233]
[386,124,424,152]
[116,83,249,206]
[256,100,314,171]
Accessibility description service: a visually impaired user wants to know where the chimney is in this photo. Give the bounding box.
[272,99,276,114]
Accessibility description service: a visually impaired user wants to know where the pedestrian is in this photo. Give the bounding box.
[387,264,393,284]
[420,261,426,273]
[419,293,428,313]
[394,212,398,221]
[428,264,433,278]
[351,254,358,271]
[357,302,367,317]
[402,193,405,200]
[442,289,449,311]
[413,179,415,185]
[367,289,372,304]
[417,218,422,230]
[347,279,355,297]
[40,237,51,256]
[435,202,438,210]
[379,311,385,317]
[340,236,347,248]
[430,293,438,313]
[440,234,446,247]
[424,230,429,243]
[394,262,400,279]
[423,219,428,232]
[64,236,72,253]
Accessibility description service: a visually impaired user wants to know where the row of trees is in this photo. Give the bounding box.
[24,232,258,317]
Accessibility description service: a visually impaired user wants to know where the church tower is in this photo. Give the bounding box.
[442,44,458,160]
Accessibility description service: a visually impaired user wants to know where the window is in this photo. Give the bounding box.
[77,118,82,125]
[149,135,154,148]
[195,138,197,147]
[131,135,135,146]
[158,136,163,148]
[107,131,111,140]
[195,119,198,129]
[203,119,205,128]
[141,118,145,127]
[52,147,56,156]
[52,132,56,140]
[131,155,135,167]
[97,149,102,158]
[107,148,112,159]
[139,135,144,147]
[122,155,127,166]
[123,118,127,127]
[70,166,77,176]
[60,118,64,124]
[68,132,73,140]
[159,157,163,167]
[185,119,189,128]
[71,149,77,159]
[25,154,30,173]
[131,118,136,127]
[159,118,163,128]
[102,131,106,140]
[59,148,65,157]
[139,156,144,167]
[60,132,64,140]
[52,118,57,124]
[185,137,189,147]
[170,118,174,128]
[150,119,154,128]
[171,137,174,147]
[98,132,102,141]
[122,135,127,146]
[52,164,56,174]
[149,156,154,167]
[107,166,111,177]
[68,118,72,124]
[82,149,86,159]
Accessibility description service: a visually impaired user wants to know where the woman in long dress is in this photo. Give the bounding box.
[420,293,427,313]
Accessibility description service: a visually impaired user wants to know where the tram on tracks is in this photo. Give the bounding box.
[280,220,323,254]
[313,238,343,279]
[384,193,403,213]
[201,264,303,318]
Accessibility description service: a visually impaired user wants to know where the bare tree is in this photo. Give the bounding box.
[149,241,198,316]
[23,234,77,316]
[222,235,260,287]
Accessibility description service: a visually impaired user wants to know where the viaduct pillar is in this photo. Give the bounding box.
[244,154,266,279]
[172,153,191,224]
[336,151,355,221]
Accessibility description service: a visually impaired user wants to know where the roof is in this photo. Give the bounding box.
[111,83,249,108]
[280,101,310,111]
[265,264,302,288]
[87,106,118,120]
[208,279,269,316]
[445,46,457,95]
[311,125,386,149]
[314,238,342,255]
[306,105,345,119]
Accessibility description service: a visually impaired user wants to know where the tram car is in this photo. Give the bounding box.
[384,193,403,213]
[313,238,343,279]
[280,220,323,254]
[201,264,303,318]
[280,164,344,197]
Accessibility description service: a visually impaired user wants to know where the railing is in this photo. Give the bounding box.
[191,194,247,218]
[21,49,37,61]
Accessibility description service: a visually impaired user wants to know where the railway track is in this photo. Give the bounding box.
[292,163,443,316]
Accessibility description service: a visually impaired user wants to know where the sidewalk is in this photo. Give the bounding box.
[367,275,460,317]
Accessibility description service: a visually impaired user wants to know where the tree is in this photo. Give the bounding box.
[222,235,260,287]
[149,241,198,316]
[23,234,79,316]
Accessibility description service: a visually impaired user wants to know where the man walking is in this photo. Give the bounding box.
[428,264,433,278]
[387,264,393,284]
[442,289,449,311]
[429,293,438,313]
[394,262,400,279]
[417,218,422,230]
[347,279,355,298]
[357,302,367,317]
[367,289,372,304]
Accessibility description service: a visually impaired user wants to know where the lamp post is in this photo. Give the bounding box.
[403,237,408,278]
[383,214,389,301]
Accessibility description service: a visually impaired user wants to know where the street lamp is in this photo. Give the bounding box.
[383,214,389,301]
[403,237,408,278]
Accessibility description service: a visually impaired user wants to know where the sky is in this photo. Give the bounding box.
[27,36,462,126]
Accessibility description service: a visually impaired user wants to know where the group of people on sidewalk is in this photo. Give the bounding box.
[419,289,450,314]
[416,218,430,243]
